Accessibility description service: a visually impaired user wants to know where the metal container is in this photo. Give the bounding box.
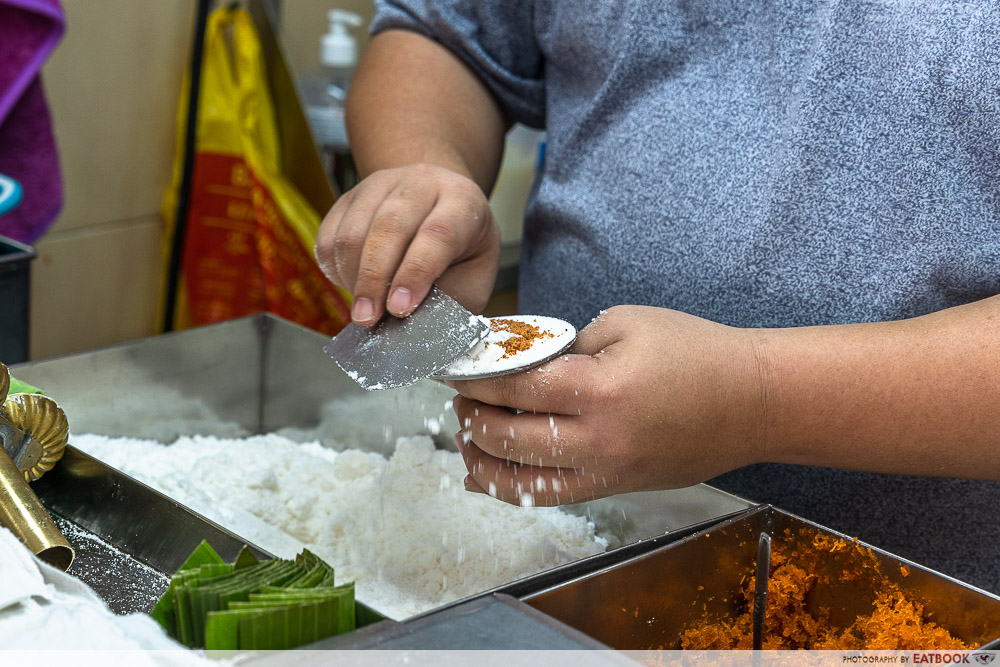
[33,443,387,633]
[522,505,1000,649]
[311,594,613,651]
[36,447,272,615]
[0,234,34,364]
[12,314,753,617]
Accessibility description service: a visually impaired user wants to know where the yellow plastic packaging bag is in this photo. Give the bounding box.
[161,7,351,336]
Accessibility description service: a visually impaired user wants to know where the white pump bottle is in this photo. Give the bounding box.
[302,9,363,154]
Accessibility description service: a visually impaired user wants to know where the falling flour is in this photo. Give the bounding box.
[72,433,607,620]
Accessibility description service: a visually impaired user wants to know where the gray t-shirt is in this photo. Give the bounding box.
[371,0,1000,592]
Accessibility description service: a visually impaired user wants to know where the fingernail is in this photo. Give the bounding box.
[387,288,412,316]
[352,298,374,323]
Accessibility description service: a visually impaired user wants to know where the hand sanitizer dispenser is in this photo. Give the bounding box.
[302,10,363,154]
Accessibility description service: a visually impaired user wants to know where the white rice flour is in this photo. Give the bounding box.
[73,433,606,620]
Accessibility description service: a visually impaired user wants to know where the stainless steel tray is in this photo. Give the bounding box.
[13,314,753,615]
[32,445,272,612]
[522,505,1000,649]
[33,444,386,629]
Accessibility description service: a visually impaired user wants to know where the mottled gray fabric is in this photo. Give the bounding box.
[370,1,1000,592]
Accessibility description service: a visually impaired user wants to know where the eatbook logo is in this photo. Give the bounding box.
[973,654,996,665]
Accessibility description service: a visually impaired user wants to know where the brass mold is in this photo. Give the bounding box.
[0,362,74,570]
[2,393,69,482]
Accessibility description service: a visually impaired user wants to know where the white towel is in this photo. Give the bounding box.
[0,526,215,660]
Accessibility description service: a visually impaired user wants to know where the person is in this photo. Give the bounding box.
[315,1,1000,592]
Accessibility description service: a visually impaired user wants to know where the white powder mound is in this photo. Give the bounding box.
[72,433,607,620]
[435,315,576,379]
[65,382,250,444]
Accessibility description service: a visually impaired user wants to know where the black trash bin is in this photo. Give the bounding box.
[0,234,34,364]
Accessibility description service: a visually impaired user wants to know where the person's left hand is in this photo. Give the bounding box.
[450,305,769,506]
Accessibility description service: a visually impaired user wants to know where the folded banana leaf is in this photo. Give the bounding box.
[151,540,226,639]
[234,545,260,570]
[250,582,355,633]
[205,598,339,650]
[151,541,355,650]
[242,598,339,650]
[190,560,302,646]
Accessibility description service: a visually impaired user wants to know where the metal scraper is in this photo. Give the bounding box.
[324,285,490,390]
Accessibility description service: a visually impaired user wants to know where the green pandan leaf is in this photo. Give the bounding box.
[175,585,196,647]
[8,377,43,394]
[182,541,225,570]
[151,541,225,639]
[334,582,355,634]
[198,563,234,581]
[319,568,337,587]
[237,599,337,650]
[204,610,243,650]
[234,545,259,571]
[195,560,306,646]
[285,563,328,589]
[250,582,354,634]
[154,542,356,650]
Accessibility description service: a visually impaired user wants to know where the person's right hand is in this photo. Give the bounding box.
[315,163,501,326]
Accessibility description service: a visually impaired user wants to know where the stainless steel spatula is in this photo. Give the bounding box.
[324,285,490,390]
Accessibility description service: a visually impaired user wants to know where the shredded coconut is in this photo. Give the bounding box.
[72,433,607,620]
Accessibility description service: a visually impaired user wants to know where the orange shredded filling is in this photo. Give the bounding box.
[487,319,554,359]
[678,529,968,650]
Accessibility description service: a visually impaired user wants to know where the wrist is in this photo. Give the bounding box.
[737,327,776,467]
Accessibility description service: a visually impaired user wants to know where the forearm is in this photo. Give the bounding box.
[345,29,508,191]
[755,295,1000,478]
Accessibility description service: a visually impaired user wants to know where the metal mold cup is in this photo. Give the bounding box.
[0,362,73,570]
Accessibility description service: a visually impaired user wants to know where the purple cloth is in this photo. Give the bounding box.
[0,0,64,244]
